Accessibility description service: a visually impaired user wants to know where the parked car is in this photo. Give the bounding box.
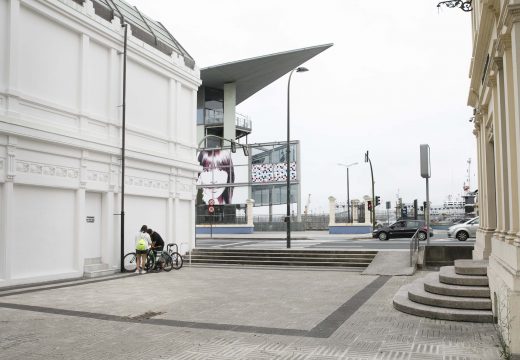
[448,216,479,241]
[372,219,434,241]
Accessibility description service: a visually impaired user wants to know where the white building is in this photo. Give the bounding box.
[0,0,201,286]
[468,0,520,356]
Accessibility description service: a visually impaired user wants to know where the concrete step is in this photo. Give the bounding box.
[423,273,490,298]
[188,249,376,268]
[84,257,102,266]
[192,249,377,256]
[439,266,489,286]
[408,278,491,310]
[83,268,117,279]
[84,263,109,272]
[393,284,493,323]
[454,259,488,276]
[189,258,370,267]
[189,255,374,262]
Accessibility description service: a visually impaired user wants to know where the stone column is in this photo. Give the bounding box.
[6,0,20,115]
[101,191,114,267]
[493,57,509,241]
[75,152,87,271]
[1,138,17,280]
[223,82,236,142]
[246,199,255,227]
[364,201,371,225]
[474,108,495,260]
[502,40,520,244]
[351,199,360,223]
[328,196,336,226]
[79,34,90,131]
[510,23,520,245]
[168,79,177,154]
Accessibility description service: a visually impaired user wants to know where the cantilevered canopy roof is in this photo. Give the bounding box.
[201,44,333,105]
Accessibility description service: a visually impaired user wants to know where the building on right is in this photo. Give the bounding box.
[468,1,520,355]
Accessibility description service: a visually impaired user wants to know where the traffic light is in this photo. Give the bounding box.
[367,201,372,211]
[420,206,424,212]
[375,196,380,206]
[230,139,236,153]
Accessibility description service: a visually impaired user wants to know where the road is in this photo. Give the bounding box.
[195,230,475,250]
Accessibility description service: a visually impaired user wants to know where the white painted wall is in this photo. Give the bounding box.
[0,0,201,286]
[127,59,169,137]
[85,192,102,259]
[177,199,192,246]
[125,195,167,254]
[18,5,80,111]
[86,41,110,120]
[0,0,7,91]
[13,185,76,278]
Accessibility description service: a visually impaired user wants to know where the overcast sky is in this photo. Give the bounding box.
[131,0,475,213]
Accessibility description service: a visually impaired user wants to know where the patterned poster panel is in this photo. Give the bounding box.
[251,164,274,183]
[273,162,297,181]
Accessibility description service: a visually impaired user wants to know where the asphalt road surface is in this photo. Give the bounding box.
[195,230,475,250]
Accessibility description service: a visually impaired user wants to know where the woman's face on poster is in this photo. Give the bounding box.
[197,168,228,201]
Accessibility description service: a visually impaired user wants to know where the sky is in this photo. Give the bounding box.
[131,0,476,214]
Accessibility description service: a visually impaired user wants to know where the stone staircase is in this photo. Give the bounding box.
[83,257,117,278]
[393,260,493,323]
[188,249,377,269]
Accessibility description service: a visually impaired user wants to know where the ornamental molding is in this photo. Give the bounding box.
[502,4,520,29]
[496,34,511,55]
[176,180,192,193]
[125,175,168,190]
[15,160,79,179]
[87,170,109,183]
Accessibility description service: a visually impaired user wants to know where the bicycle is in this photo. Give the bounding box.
[123,250,155,273]
[166,243,183,270]
[147,248,173,272]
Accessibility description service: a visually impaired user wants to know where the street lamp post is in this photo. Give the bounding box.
[286,66,308,249]
[364,151,375,229]
[337,162,358,223]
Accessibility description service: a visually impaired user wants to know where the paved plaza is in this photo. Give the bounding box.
[0,266,500,359]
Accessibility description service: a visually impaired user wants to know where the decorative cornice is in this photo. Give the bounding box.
[487,71,497,88]
[15,160,79,179]
[125,175,168,190]
[502,4,520,30]
[492,56,503,72]
[497,35,512,58]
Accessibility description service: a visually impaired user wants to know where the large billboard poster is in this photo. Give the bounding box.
[196,149,249,205]
[196,142,299,207]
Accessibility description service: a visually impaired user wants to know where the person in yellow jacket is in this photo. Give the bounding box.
[135,225,151,274]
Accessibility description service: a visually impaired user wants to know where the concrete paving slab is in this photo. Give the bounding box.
[0,268,500,359]
[361,251,415,276]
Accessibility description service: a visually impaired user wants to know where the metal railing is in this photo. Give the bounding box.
[196,215,247,225]
[204,109,252,131]
[409,228,421,267]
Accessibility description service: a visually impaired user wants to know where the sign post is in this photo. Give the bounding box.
[420,144,431,245]
[208,199,215,238]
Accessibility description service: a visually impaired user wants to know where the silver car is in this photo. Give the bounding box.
[447,216,479,241]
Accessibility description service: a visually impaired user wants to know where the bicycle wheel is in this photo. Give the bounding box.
[123,253,137,272]
[144,252,155,271]
[170,252,183,270]
[162,253,173,272]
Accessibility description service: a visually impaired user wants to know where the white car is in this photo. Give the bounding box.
[447,216,479,241]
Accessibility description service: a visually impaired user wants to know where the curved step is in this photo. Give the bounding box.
[423,273,490,298]
[454,259,488,276]
[393,284,493,323]
[439,266,488,286]
[408,278,491,310]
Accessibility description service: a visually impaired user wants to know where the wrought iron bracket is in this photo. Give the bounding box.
[437,0,473,12]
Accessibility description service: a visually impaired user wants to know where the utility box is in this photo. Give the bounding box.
[420,144,431,178]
